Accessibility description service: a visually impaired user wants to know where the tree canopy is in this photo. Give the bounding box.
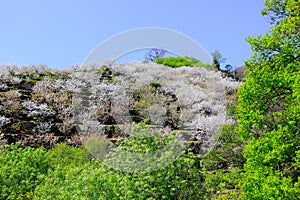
[237,0,300,198]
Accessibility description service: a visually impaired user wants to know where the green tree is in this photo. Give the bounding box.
[34,122,206,199]
[237,0,300,198]
[212,50,226,70]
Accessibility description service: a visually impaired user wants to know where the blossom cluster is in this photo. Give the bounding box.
[1,62,240,151]
[22,101,55,120]
[71,62,240,152]
[0,116,10,127]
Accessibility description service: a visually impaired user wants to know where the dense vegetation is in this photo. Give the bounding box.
[153,54,241,81]
[0,122,206,199]
[0,0,299,199]
[238,0,300,198]
[154,56,212,69]
[0,61,239,199]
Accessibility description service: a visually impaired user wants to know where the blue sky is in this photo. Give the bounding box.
[0,0,271,69]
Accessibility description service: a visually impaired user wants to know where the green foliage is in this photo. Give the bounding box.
[186,56,212,69]
[34,122,206,199]
[47,143,92,168]
[211,50,226,71]
[261,0,299,25]
[203,124,245,170]
[240,127,299,199]
[237,0,300,198]
[204,169,242,199]
[210,51,240,80]
[103,121,186,172]
[155,56,193,68]
[202,124,244,199]
[0,122,207,199]
[155,56,212,69]
[0,143,49,200]
[149,81,161,89]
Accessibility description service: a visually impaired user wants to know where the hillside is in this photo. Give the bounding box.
[1,1,299,199]
[0,62,240,153]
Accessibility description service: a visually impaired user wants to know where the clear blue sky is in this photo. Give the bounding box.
[0,0,271,69]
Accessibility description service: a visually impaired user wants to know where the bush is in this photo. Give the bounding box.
[34,122,206,199]
[155,56,212,69]
[0,143,50,199]
[149,81,161,89]
[47,143,92,168]
[204,169,241,199]
[155,56,192,68]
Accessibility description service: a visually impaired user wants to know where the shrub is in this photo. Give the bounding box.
[34,122,206,199]
[155,56,193,68]
[47,142,91,168]
[204,168,242,199]
[149,81,161,89]
[0,143,50,199]
[155,56,212,69]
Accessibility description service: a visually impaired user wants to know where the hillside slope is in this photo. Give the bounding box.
[0,62,240,153]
